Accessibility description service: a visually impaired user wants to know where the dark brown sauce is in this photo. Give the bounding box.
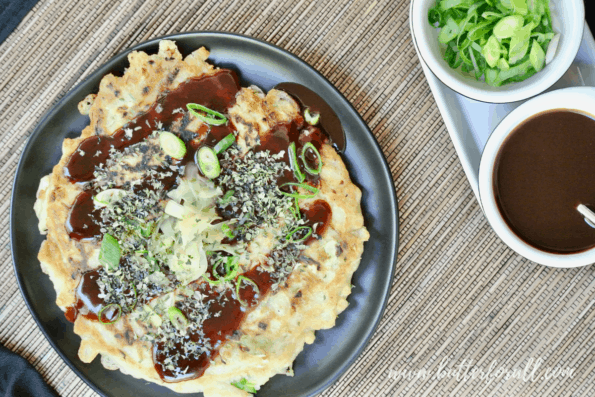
[75,269,105,321]
[153,286,241,382]
[302,200,332,243]
[275,82,345,152]
[154,268,270,382]
[255,121,327,189]
[66,191,102,240]
[64,303,82,323]
[494,110,595,253]
[65,70,240,183]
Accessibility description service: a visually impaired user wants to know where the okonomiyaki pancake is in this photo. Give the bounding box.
[34,40,369,396]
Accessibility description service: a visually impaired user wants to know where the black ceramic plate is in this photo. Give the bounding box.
[11,32,398,397]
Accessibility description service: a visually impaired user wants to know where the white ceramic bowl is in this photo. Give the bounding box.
[479,87,595,268]
[411,0,585,104]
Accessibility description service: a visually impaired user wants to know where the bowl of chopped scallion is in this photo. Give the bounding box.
[411,0,585,103]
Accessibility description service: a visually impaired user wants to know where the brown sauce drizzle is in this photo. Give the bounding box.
[154,266,274,382]
[66,191,102,240]
[75,269,104,321]
[253,122,328,193]
[274,82,345,152]
[65,70,240,183]
[302,200,332,243]
[65,69,335,383]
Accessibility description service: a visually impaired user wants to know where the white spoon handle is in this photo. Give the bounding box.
[577,204,595,228]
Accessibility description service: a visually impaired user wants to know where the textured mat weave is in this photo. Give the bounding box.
[1,1,595,396]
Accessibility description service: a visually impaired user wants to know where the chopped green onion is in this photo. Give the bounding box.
[291,197,301,220]
[493,15,524,39]
[187,103,228,126]
[300,142,323,175]
[236,276,259,307]
[428,0,555,86]
[482,35,501,68]
[168,306,188,330]
[439,17,460,44]
[99,234,121,271]
[195,146,221,179]
[289,142,305,183]
[498,58,510,71]
[93,189,126,208]
[510,0,527,15]
[508,22,534,65]
[304,108,320,125]
[286,226,312,243]
[231,378,257,394]
[219,190,235,206]
[530,39,545,72]
[278,182,319,199]
[221,223,234,239]
[159,131,187,159]
[224,257,239,281]
[205,256,239,285]
[203,274,223,286]
[288,202,299,219]
[98,303,121,325]
[213,133,235,154]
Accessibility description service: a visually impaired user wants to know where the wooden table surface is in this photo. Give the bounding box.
[1,1,595,396]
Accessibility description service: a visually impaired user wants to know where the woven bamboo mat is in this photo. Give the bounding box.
[1,1,595,396]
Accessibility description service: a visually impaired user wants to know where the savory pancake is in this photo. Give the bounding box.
[34,40,368,396]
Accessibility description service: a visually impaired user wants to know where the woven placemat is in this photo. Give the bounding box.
[1,1,595,396]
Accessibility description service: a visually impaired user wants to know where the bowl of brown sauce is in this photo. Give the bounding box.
[479,87,595,267]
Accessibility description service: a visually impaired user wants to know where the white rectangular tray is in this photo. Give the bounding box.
[411,18,595,201]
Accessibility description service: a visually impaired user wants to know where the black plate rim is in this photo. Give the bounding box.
[10,31,399,397]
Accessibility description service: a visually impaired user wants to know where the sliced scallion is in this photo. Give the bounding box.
[304,108,320,125]
[428,0,555,87]
[530,39,545,72]
[221,223,234,239]
[289,142,305,183]
[213,133,236,154]
[99,234,121,271]
[205,256,238,285]
[493,15,524,39]
[231,378,257,394]
[224,257,239,281]
[236,276,259,307]
[278,182,319,199]
[219,190,235,206]
[300,142,323,175]
[288,197,301,220]
[168,306,188,330]
[159,131,187,159]
[187,103,228,126]
[196,146,221,179]
[286,226,312,243]
[98,303,121,325]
